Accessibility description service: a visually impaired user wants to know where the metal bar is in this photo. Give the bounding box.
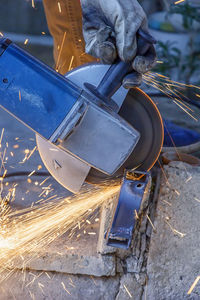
[106,170,150,249]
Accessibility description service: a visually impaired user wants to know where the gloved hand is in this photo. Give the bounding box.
[80,0,156,88]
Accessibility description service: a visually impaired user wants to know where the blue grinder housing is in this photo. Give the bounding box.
[0,38,81,139]
[0,38,140,176]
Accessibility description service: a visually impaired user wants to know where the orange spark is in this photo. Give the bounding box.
[0,128,4,148]
[146,215,156,231]
[175,0,185,4]
[55,32,66,72]
[165,220,186,238]
[123,285,132,298]
[58,2,62,13]
[188,276,200,295]
[68,56,74,71]
[19,90,21,101]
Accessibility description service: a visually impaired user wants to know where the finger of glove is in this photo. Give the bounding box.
[132,45,157,74]
[99,0,148,61]
[116,18,148,62]
[98,41,117,64]
[81,1,108,57]
[122,72,142,89]
[83,18,117,63]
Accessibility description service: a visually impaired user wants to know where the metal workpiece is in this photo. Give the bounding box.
[106,170,150,249]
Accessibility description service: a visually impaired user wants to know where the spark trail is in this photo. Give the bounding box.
[143,72,200,121]
[0,181,120,282]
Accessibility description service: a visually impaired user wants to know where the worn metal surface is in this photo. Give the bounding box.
[107,171,150,249]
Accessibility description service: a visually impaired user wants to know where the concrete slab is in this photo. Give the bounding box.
[13,241,116,277]
[116,273,144,300]
[146,162,200,299]
[0,270,120,300]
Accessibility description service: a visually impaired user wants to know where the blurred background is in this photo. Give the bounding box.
[0,0,199,83]
[0,0,200,147]
[0,0,54,65]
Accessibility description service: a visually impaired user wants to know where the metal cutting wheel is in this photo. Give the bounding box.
[86,87,164,183]
[36,63,164,191]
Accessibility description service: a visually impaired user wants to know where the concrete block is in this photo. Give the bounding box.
[0,270,120,300]
[13,247,116,277]
[116,273,143,300]
[146,162,200,299]
[97,196,118,254]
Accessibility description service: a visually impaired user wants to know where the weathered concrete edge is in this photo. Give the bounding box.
[12,252,116,277]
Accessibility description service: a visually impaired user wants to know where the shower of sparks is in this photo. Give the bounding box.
[123,285,132,298]
[185,176,192,183]
[68,56,74,71]
[20,146,37,164]
[19,90,21,101]
[55,31,67,72]
[194,197,200,203]
[174,189,180,196]
[0,128,5,148]
[187,276,200,295]
[61,282,71,295]
[28,170,36,177]
[165,220,186,238]
[162,199,172,206]
[58,2,62,13]
[173,100,198,122]
[0,180,120,282]
[143,72,200,122]
[146,215,156,232]
[174,0,185,4]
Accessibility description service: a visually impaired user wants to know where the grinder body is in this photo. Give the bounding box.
[0,38,140,191]
[0,32,163,193]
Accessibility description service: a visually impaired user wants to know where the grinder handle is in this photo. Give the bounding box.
[96,29,156,99]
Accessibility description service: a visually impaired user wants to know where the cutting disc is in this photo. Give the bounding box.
[36,63,164,191]
[86,87,164,183]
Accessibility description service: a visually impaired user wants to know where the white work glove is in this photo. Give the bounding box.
[80,0,156,87]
